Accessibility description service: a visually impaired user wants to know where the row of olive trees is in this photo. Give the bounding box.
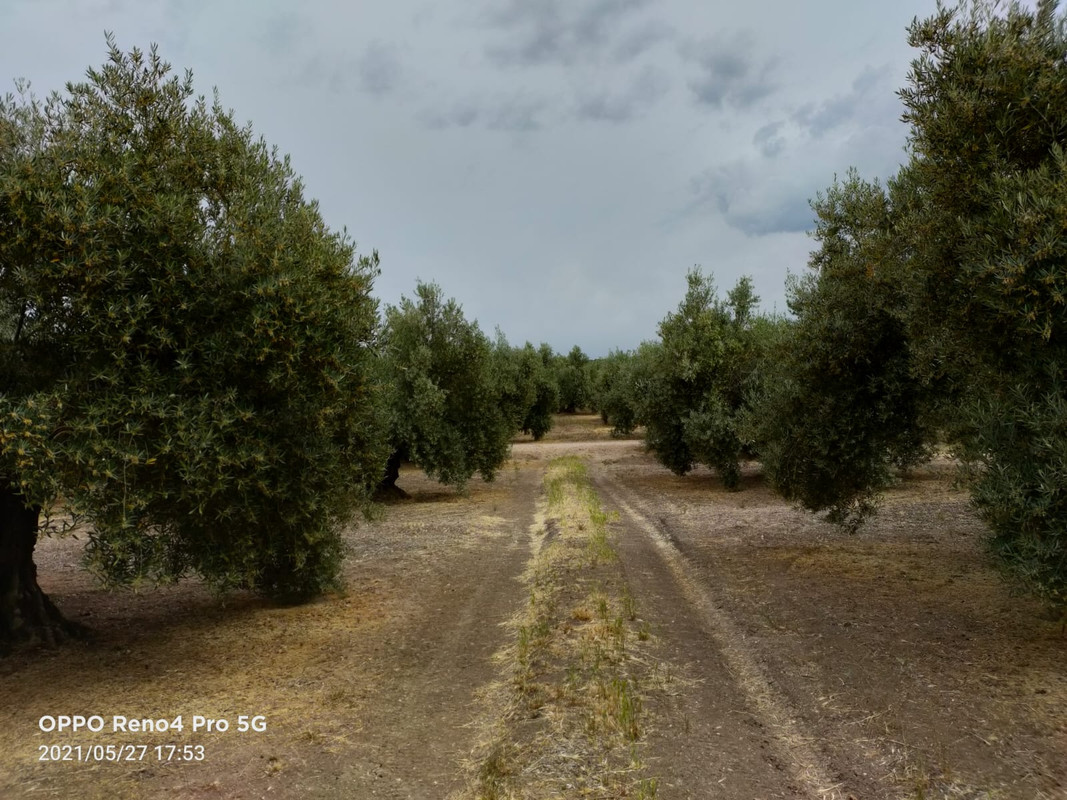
[756,0,1067,604]
[597,0,1067,605]
[0,42,561,647]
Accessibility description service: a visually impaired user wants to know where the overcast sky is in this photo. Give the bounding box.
[2,0,949,356]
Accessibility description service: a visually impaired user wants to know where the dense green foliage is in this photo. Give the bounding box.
[752,0,1067,600]
[491,338,558,442]
[748,175,931,528]
[592,350,641,435]
[895,0,1067,601]
[378,282,515,489]
[0,42,384,603]
[556,345,592,413]
[520,343,560,440]
[639,269,761,488]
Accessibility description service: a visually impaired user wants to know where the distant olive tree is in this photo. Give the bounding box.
[518,343,559,440]
[377,282,515,494]
[489,337,558,441]
[641,269,761,488]
[592,350,640,436]
[556,345,592,413]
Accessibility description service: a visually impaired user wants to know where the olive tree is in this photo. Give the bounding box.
[641,269,760,488]
[0,42,384,646]
[592,349,641,436]
[377,282,515,493]
[747,174,931,528]
[556,345,592,413]
[897,0,1067,601]
[515,342,558,440]
[754,0,1067,600]
[488,337,558,441]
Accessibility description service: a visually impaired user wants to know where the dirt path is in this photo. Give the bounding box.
[587,441,1067,800]
[596,478,840,799]
[2,416,1064,799]
[0,463,542,800]
[595,470,867,799]
[320,464,541,798]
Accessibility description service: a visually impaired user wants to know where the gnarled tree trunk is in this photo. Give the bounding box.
[374,449,410,500]
[0,485,81,651]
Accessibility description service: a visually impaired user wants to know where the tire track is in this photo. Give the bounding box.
[596,476,848,800]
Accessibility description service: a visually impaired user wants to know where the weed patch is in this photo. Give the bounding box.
[460,456,664,798]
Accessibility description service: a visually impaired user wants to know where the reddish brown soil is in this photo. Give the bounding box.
[1,414,1064,799]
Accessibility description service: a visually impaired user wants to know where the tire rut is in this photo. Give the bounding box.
[335,468,542,799]
[594,472,852,800]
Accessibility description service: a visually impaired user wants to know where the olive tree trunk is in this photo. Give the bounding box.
[374,449,410,500]
[0,485,80,650]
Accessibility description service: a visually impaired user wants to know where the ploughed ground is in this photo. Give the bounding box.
[0,414,1063,799]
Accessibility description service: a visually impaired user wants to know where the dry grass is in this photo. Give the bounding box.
[0,463,531,800]
[0,582,395,799]
[456,456,673,800]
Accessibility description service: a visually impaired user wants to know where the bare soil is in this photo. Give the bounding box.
[590,443,1067,799]
[0,463,540,799]
[1,414,1064,799]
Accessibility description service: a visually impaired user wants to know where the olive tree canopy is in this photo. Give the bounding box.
[0,41,384,646]
[377,281,514,493]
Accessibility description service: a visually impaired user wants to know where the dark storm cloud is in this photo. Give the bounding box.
[421,93,549,132]
[357,41,402,97]
[689,163,814,236]
[792,65,891,137]
[753,121,786,158]
[482,0,652,66]
[574,66,668,123]
[681,33,778,109]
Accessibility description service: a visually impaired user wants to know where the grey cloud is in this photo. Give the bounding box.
[483,0,651,66]
[726,195,815,236]
[610,20,675,63]
[422,93,548,132]
[358,41,402,97]
[487,95,548,131]
[293,42,404,98]
[681,33,777,109]
[296,55,356,95]
[753,121,785,158]
[690,163,814,236]
[257,13,311,53]
[421,101,481,129]
[793,65,891,137]
[575,66,668,123]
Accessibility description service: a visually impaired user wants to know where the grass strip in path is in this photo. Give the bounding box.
[456,456,672,800]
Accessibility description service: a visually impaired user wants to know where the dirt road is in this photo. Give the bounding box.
[2,417,1064,798]
[586,441,1066,799]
